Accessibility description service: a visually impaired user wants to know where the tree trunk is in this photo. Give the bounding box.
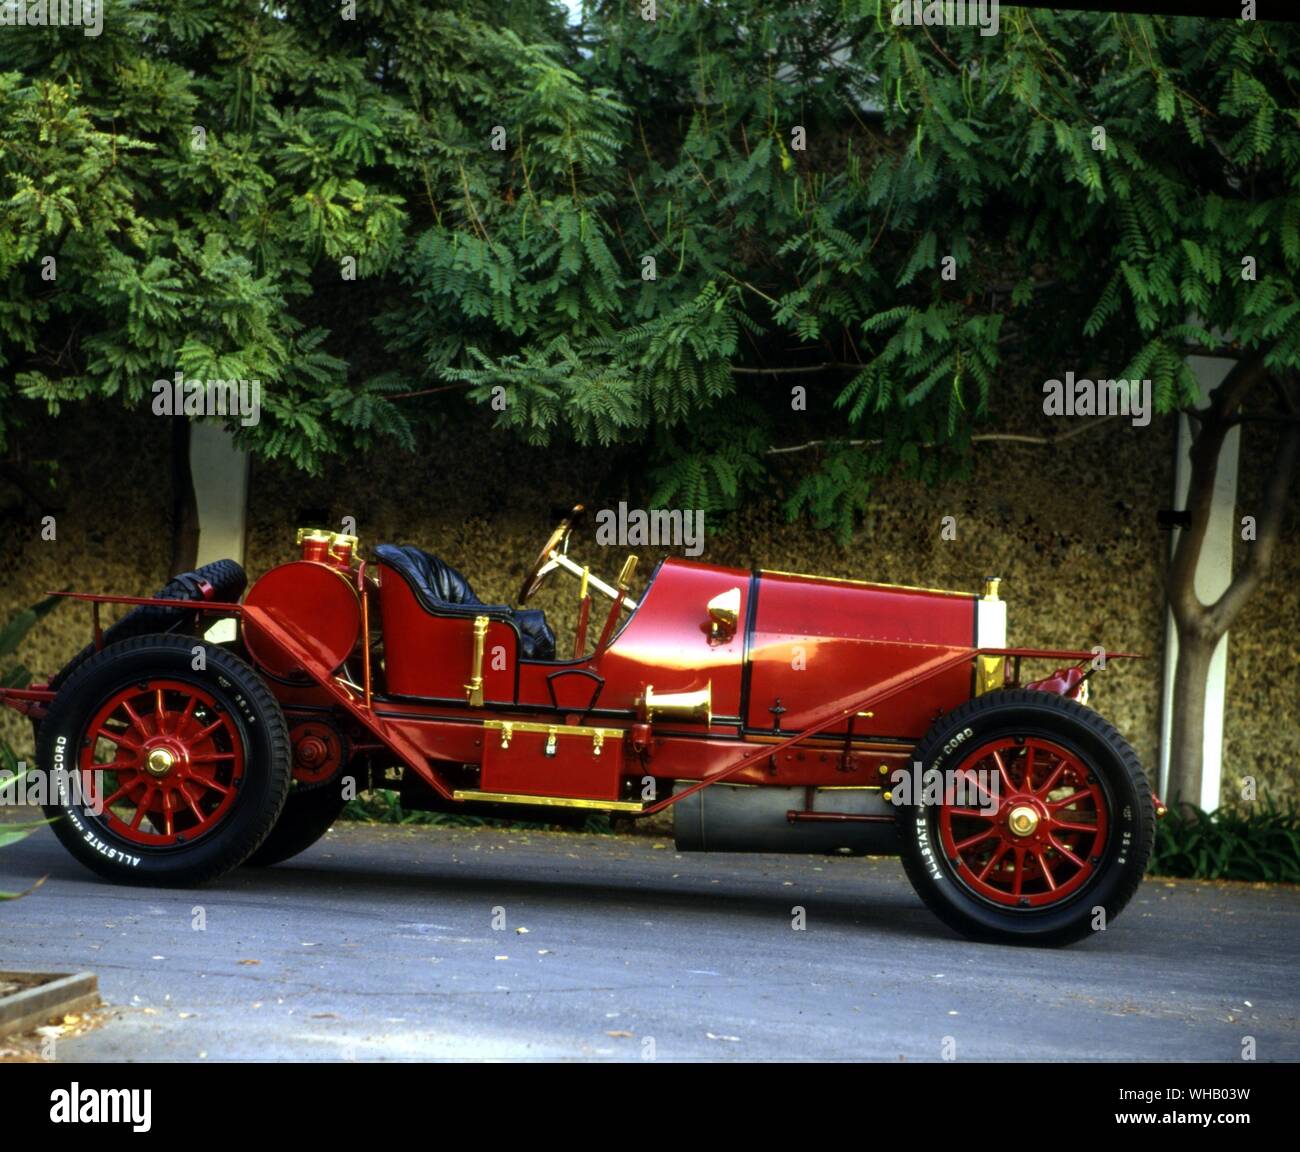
[1163,358,1298,815]
[169,420,199,576]
[1167,625,1216,809]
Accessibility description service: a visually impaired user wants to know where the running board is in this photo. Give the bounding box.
[453,790,645,813]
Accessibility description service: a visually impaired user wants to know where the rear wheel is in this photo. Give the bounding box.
[37,634,291,886]
[243,783,351,867]
[244,718,355,866]
[897,689,1153,946]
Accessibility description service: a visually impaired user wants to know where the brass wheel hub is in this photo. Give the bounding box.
[145,747,177,778]
[1007,804,1039,838]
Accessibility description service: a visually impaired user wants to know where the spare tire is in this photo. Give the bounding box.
[45,559,247,696]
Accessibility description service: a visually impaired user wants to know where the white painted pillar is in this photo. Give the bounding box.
[190,424,249,646]
[1158,356,1239,810]
[190,422,249,568]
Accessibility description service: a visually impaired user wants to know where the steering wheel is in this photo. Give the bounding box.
[517,504,584,605]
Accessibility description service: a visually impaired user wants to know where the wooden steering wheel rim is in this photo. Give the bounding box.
[517,504,584,605]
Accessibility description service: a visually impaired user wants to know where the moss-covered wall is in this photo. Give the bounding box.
[3,404,1296,807]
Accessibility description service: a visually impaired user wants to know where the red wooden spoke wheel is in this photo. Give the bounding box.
[899,691,1152,945]
[79,679,245,847]
[38,634,291,886]
[936,736,1109,909]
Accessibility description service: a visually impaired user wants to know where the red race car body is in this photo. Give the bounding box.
[3,514,1160,945]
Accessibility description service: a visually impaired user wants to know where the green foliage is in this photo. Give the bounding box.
[0,1,419,467]
[1150,804,1300,884]
[2,5,1298,531]
[0,593,61,689]
[647,406,770,514]
[1,593,61,783]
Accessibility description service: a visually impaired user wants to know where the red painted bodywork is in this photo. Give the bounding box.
[3,536,1146,816]
[481,726,624,800]
[747,570,976,737]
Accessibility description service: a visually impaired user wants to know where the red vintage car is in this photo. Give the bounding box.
[2,508,1160,945]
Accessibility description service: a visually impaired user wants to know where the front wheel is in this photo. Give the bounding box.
[897,689,1154,946]
[37,634,292,886]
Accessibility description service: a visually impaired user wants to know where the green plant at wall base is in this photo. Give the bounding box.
[0,594,61,774]
[0,765,54,900]
[0,597,61,898]
[1149,804,1300,884]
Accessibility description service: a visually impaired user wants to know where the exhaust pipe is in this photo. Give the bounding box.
[673,783,901,856]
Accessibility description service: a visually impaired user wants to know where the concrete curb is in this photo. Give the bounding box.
[0,971,100,1038]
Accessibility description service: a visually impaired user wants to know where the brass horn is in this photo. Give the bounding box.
[641,683,712,724]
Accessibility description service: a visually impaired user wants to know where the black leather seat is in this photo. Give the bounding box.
[374,544,556,661]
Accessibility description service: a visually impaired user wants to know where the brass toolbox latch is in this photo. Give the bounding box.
[478,720,627,802]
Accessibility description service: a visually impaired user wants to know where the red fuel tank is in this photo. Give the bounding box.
[242,561,362,679]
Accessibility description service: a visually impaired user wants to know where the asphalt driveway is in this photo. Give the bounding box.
[2,819,1297,1061]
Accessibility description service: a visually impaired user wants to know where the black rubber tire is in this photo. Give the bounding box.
[243,779,353,867]
[37,634,291,886]
[45,559,247,697]
[896,689,1154,946]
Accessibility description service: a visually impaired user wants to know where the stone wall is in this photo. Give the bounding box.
[3,403,1297,807]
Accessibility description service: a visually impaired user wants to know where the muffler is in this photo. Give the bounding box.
[673,783,901,856]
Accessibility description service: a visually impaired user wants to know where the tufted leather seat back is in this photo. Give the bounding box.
[374,544,556,661]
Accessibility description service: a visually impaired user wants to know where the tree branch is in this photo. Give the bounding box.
[765,415,1120,456]
[389,382,476,400]
[732,363,855,376]
[1165,353,1271,631]
[1207,375,1300,634]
